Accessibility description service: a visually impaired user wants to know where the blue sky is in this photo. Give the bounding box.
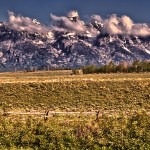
[0,0,150,24]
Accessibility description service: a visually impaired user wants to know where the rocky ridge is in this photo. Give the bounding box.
[0,11,150,72]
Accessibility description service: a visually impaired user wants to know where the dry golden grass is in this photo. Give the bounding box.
[0,71,149,112]
[0,71,149,83]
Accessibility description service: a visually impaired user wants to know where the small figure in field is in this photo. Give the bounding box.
[44,110,49,122]
[95,110,103,121]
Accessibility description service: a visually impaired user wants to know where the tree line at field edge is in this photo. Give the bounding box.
[77,60,150,74]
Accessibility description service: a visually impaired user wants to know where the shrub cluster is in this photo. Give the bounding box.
[0,112,149,149]
[82,61,150,74]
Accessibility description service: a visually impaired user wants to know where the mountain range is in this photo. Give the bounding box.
[0,11,150,72]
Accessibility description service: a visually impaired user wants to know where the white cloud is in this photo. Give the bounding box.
[50,13,86,34]
[50,11,99,37]
[8,11,50,34]
[99,14,150,36]
[7,11,150,37]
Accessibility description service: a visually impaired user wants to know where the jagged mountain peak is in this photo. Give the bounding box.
[0,22,3,27]
[67,10,79,22]
[32,19,41,26]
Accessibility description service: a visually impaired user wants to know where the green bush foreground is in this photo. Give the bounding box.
[0,111,149,150]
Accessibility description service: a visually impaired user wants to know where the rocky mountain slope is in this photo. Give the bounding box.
[0,11,150,72]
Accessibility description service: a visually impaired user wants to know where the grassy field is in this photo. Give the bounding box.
[0,70,150,83]
[0,112,149,149]
[0,71,150,149]
[0,71,149,112]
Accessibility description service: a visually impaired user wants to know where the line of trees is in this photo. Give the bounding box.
[82,60,150,74]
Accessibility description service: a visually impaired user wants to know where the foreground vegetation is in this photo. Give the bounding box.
[0,111,149,149]
[0,71,150,149]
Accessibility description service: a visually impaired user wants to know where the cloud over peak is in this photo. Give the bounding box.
[102,14,150,36]
[8,11,49,34]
